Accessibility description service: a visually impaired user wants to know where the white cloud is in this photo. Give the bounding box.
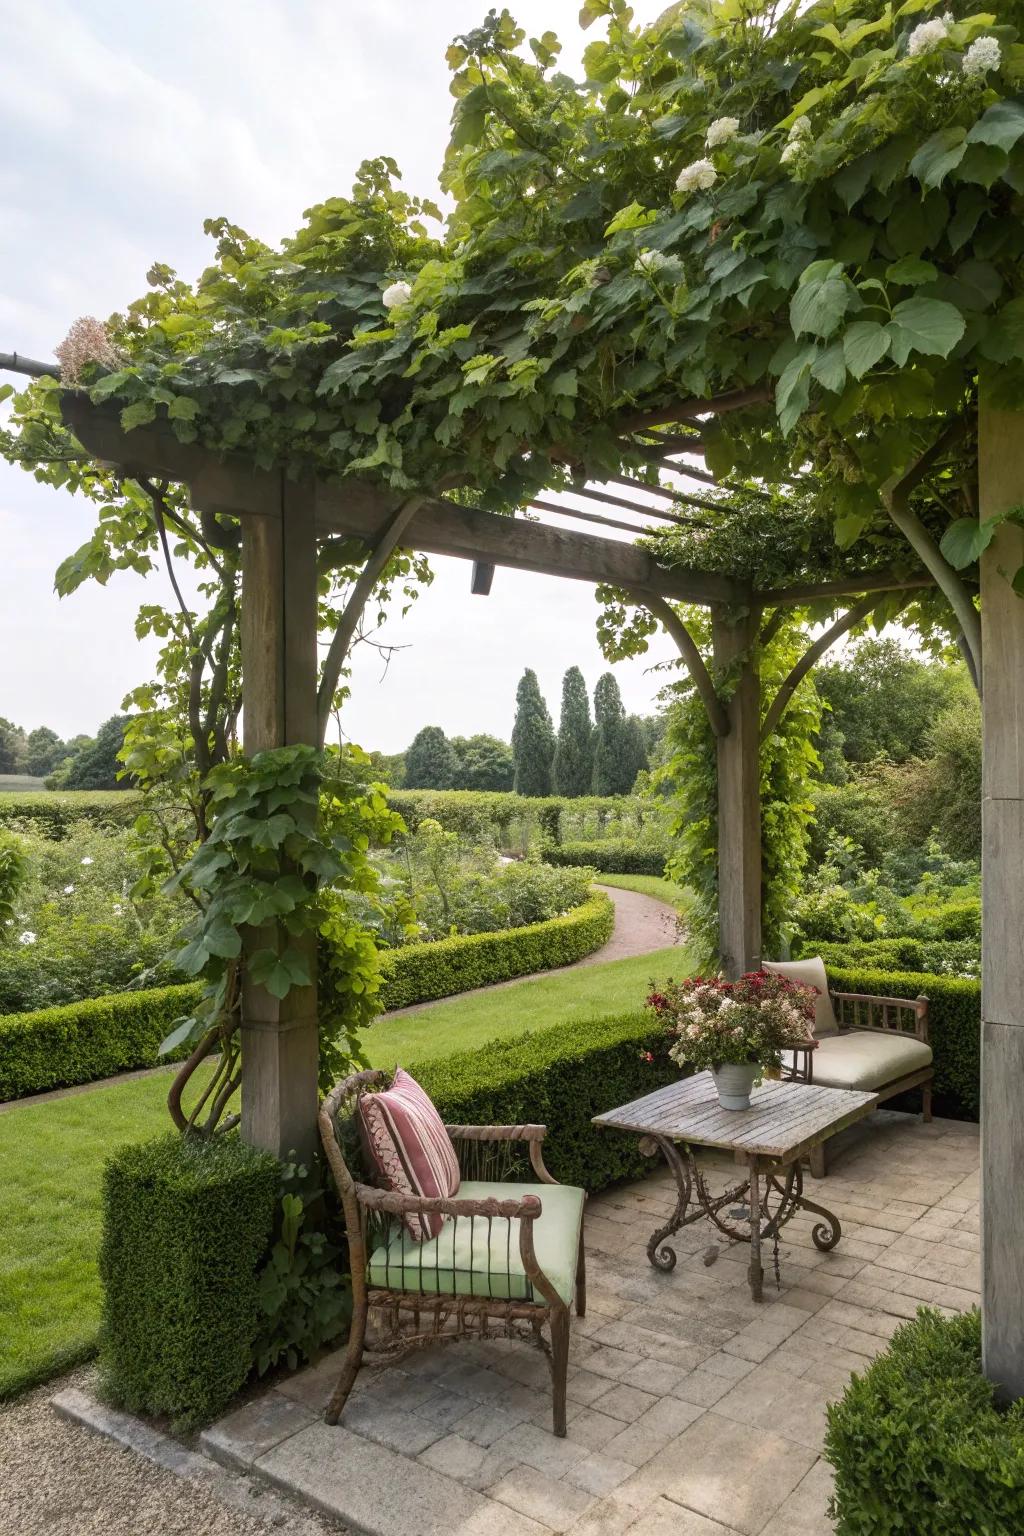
[0,0,678,748]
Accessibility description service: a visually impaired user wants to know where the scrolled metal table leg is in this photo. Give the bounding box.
[639,1134,691,1272]
[747,1157,764,1302]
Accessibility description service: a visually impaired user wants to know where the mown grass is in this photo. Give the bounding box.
[1,938,692,1401]
[592,873,691,910]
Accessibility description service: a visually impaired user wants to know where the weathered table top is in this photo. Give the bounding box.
[593,1072,878,1162]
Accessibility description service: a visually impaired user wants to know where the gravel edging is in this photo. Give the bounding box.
[0,1369,347,1536]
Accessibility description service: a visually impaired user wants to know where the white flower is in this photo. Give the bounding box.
[18,930,36,945]
[63,884,75,895]
[634,249,667,275]
[80,856,94,866]
[675,158,718,194]
[962,35,1000,77]
[908,15,952,56]
[382,280,412,309]
[780,141,802,166]
[54,316,123,385]
[112,902,124,916]
[706,116,740,149]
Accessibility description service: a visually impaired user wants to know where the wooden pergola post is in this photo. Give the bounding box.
[979,396,1024,1399]
[712,608,761,978]
[239,478,321,1163]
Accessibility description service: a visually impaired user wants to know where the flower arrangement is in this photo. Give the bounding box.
[647,970,817,1076]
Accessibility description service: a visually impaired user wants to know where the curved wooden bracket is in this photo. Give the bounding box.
[630,590,730,737]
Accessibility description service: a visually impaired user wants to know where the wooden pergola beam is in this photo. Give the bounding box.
[61,395,746,607]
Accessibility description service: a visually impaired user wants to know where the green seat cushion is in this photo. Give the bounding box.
[366,1180,585,1307]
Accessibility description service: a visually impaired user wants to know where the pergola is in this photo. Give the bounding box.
[4,363,1023,1398]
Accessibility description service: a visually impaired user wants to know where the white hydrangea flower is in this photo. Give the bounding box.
[962,35,1000,77]
[675,158,718,194]
[788,115,813,140]
[634,248,667,275]
[381,280,412,309]
[113,902,124,916]
[780,141,802,165]
[18,930,36,945]
[80,856,94,866]
[908,15,952,56]
[706,116,740,149]
[63,884,75,895]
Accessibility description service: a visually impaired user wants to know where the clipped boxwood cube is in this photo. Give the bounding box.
[99,1132,279,1428]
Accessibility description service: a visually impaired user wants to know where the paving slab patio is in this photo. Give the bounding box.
[197,1110,978,1536]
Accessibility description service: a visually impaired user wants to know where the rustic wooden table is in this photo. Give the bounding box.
[593,1072,878,1300]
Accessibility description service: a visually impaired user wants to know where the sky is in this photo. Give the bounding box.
[0,0,685,753]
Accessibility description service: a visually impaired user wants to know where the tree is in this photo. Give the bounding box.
[0,719,26,775]
[624,715,650,789]
[47,715,134,789]
[451,733,514,791]
[511,670,554,797]
[591,673,636,795]
[24,726,65,777]
[552,667,593,797]
[403,725,461,789]
[816,639,968,778]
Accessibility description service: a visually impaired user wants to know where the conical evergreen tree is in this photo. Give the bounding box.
[552,666,593,797]
[591,672,636,795]
[404,725,461,789]
[624,714,650,791]
[511,669,555,796]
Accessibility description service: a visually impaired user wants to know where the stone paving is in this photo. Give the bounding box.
[203,1111,980,1536]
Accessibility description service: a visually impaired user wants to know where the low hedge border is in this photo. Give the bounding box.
[826,1308,1024,1534]
[416,1006,678,1191]
[0,790,142,837]
[0,983,202,1102]
[100,1133,279,1429]
[828,963,980,1121]
[543,840,667,876]
[377,890,615,1011]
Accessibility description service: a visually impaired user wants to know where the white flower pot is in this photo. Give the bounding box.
[711,1062,759,1111]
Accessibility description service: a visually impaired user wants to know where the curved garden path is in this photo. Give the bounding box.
[384,882,683,1018]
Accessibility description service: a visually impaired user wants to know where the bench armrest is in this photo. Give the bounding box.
[444,1122,558,1184]
[830,990,930,1043]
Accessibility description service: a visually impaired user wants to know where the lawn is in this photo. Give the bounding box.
[0,940,690,1400]
[593,873,691,910]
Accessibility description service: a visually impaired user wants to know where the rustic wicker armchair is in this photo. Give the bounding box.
[318,1069,587,1437]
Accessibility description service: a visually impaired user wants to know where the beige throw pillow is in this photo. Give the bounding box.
[762,956,839,1038]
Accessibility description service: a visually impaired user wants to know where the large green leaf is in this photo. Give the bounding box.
[887,297,966,363]
[909,128,968,188]
[790,261,857,339]
[939,518,996,569]
[842,320,891,378]
[967,99,1024,154]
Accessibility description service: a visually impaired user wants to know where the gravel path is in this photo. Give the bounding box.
[0,1371,346,1536]
[385,882,683,1018]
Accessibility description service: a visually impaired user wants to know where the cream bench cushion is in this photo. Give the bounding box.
[794,1030,933,1093]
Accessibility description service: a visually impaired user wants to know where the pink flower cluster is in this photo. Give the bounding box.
[54,316,122,384]
[646,969,817,1073]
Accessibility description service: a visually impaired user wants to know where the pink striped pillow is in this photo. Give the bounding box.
[358,1068,461,1241]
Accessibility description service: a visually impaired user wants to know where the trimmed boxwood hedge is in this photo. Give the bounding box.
[417,1006,678,1191]
[543,839,667,876]
[0,983,201,1102]
[0,790,142,837]
[828,963,980,1122]
[377,890,614,1011]
[826,1308,1024,1535]
[99,1133,279,1428]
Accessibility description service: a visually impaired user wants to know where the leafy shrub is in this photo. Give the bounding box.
[387,788,661,851]
[99,1133,279,1428]
[253,1161,351,1375]
[544,839,667,876]
[0,830,27,929]
[0,821,188,1012]
[0,791,142,837]
[828,964,980,1121]
[0,983,201,1101]
[826,1308,1024,1536]
[808,938,980,980]
[417,1008,679,1191]
[377,892,614,1011]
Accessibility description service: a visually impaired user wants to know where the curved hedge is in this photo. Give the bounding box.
[542,839,667,876]
[828,963,980,1122]
[826,1308,1024,1535]
[0,790,142,837]
[418,1006,677,1191]
[0,983,201,1102]
[378,891,614,1011]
